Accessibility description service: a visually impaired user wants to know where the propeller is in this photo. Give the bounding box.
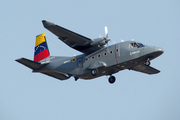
[103,26,111,53]
[104,26,117,44]
[91,26,112,47]
[105,26,108,38]
[99,26,110,44]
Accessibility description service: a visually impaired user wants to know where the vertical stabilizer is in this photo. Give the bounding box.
[34,33,50,62]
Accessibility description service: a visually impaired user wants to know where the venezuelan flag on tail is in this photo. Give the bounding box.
[34,33,50,62]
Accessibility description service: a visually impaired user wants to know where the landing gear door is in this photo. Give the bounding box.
[77,58,83,68]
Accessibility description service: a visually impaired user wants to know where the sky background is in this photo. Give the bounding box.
[1,0,180,120]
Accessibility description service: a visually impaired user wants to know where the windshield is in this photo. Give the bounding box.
[137,42,145,47]
[129,42,145,48]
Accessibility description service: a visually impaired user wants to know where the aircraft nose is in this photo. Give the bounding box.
[153,46,164,55]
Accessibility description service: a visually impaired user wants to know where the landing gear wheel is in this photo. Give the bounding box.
[74,77,79,81]
[108,76,116,84]
[91,69,98,76]
[145,58,151,66]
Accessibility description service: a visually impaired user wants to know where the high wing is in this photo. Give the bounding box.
[42,20,104,54]
[131,64,160,75]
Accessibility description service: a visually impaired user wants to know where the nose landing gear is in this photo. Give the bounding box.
[145,58,151,66]
[108,75,116,84]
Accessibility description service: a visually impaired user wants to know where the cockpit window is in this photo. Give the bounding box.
[129,42,138,48]
[137,42,145,47]
[129,42,144,48]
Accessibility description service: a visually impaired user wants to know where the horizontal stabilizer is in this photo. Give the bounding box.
[16,58,69,80]
[16,58,42,70]
[42,71,70,80]
[131,64,160,75]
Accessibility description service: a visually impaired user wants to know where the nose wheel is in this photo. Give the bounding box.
[74,77,79,81]
[145,58,151,66]
[108,75,116,84]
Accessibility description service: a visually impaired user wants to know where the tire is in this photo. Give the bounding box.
[91,69,98,76]
[108,76,116,84]
[145,60,150,66]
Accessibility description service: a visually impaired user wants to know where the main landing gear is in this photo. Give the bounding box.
[108,75,116,84]
[91,69,98,76]
[91,69,116,84]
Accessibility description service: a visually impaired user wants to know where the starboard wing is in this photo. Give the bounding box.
[131,64,160,75]
[42,20,103,54]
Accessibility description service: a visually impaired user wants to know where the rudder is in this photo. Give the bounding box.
[34,33,50,62]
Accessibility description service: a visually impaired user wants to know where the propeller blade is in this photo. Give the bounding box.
[105,26,108,38]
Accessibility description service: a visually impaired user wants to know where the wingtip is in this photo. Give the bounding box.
[15,58,23,62]
[42,20,55,28]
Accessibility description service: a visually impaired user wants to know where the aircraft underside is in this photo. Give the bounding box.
[76,50,163,83]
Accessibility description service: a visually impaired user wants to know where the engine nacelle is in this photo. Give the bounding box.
[90,38,106,46]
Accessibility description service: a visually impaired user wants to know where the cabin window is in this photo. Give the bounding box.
[97,54,101,58]
[116,49,119,52]
[92,56,95,59]
[85,58,88,61]
[110,51,113,54]
[104,52,107,56]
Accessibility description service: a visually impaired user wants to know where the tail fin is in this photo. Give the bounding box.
[34,33,50,62]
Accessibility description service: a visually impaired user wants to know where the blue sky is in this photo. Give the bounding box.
[1,0,180,120]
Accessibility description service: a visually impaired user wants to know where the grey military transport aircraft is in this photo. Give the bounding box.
[16,20,164,84]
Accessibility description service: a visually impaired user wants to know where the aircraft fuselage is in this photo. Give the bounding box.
[40,41,163,80]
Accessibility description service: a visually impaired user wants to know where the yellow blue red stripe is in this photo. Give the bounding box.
[35,32,46,47]
[34,33,50,62]
[34,42,48,56]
